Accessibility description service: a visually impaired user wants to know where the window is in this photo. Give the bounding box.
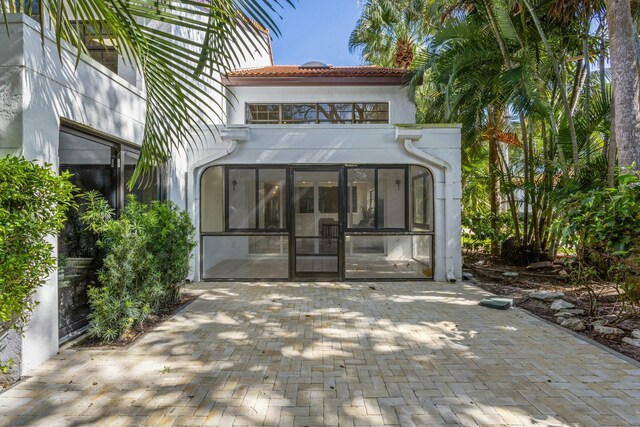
[246,103,389,124]
[347,167,406,230]
[14,0,40,18]
[282,104,316,124]
[377,169,405,228]
[354,103,389,123]
[347,168,375,228]
[246,104,279,124]
[228,169,257,229]
[73,21,118,73]
[226,167,287,231]
[411,166,434,231]
[123,150,163,205]
[201,166,224,233]
[318,103,352,123]
[258,169,286,229]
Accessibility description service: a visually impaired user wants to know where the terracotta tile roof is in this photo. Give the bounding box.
[225,65,410,86]
[227,65,408,78]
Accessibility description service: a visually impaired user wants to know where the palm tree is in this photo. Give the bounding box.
[349,0,429,68]
[605,0,640,170]
[406,0,611,257]
[1,0,292,182]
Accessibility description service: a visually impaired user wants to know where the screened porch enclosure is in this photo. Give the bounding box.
[200,164,434,281]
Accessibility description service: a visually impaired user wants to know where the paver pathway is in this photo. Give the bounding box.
[1,281,640,426]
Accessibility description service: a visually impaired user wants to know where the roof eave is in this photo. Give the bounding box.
[223,75,407,87]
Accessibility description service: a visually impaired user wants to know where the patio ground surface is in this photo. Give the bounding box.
[1,281,640,426]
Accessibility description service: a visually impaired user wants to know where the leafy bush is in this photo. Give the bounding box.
[557,173,640,303]
[0,156,76,366]
[462,211,512,252]
[80,192,195,341]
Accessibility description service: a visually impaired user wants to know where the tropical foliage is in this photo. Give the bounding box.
[2,0,292,182]
[0,156,76,368]
[352,0,639,268]
[80,192,196,341]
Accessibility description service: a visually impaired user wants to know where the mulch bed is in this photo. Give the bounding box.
[74,293,198,349]
[464,252,640,363]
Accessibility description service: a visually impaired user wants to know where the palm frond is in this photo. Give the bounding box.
[3,0,293,185]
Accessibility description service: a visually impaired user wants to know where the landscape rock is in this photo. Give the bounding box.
[559,317,586,331]
[593,324,625,336]
[553,309,585,317]
[474,260,485,267]
[502,272,519,278]
[550,299,575,310]
[632,330,640,339]
[622,337,640,347]
[462,272,474,281]
[529,291,565,301]
[527,261,553,270]
[558,270,570,278]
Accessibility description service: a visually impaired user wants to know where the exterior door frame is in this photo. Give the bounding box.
[289,166,345,281]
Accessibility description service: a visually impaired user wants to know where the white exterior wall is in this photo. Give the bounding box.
[165,22,273,210]
[0,14,146,377]
[227,85,416,125]
[186,125,462,282]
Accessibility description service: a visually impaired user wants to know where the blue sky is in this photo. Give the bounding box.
[270,0,364,66]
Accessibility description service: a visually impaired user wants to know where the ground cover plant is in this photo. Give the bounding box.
[80,192,196,341]
[0,156,76,374]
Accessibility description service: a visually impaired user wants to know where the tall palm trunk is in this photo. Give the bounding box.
[488,108,502,256]
[606,0,640,170]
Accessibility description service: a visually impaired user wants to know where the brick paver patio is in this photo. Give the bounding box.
[1,281,640,426]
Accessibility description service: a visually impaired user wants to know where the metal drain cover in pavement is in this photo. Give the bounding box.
[479,297,514,310]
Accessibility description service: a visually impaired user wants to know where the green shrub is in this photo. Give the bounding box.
[80,192,195,341]
[0,156,76,365]
[557,172,640,302]
[462,211,512,252]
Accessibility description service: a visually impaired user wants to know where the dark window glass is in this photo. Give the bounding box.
[73,21,118,73]
[347,168,375,229]
[246,104,280,124]
[14,0,39,16]
[354,103,389,123]
[411,166,433,231]
[124,150,163,206]
[282,104,316,124]
[318,103,352,123]
[59,132,118,211]
[258,169,286,229]
[318,186,339,213]
[245,103,389,124]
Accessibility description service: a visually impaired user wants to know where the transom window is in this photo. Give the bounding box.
[246,103,389,124]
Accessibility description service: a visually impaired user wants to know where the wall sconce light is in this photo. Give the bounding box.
[232,178,238,191]
[396,179,401,191]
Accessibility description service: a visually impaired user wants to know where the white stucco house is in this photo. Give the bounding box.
[0,13,461,380]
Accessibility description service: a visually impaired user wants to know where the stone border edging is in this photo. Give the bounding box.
[516,307,640,368]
